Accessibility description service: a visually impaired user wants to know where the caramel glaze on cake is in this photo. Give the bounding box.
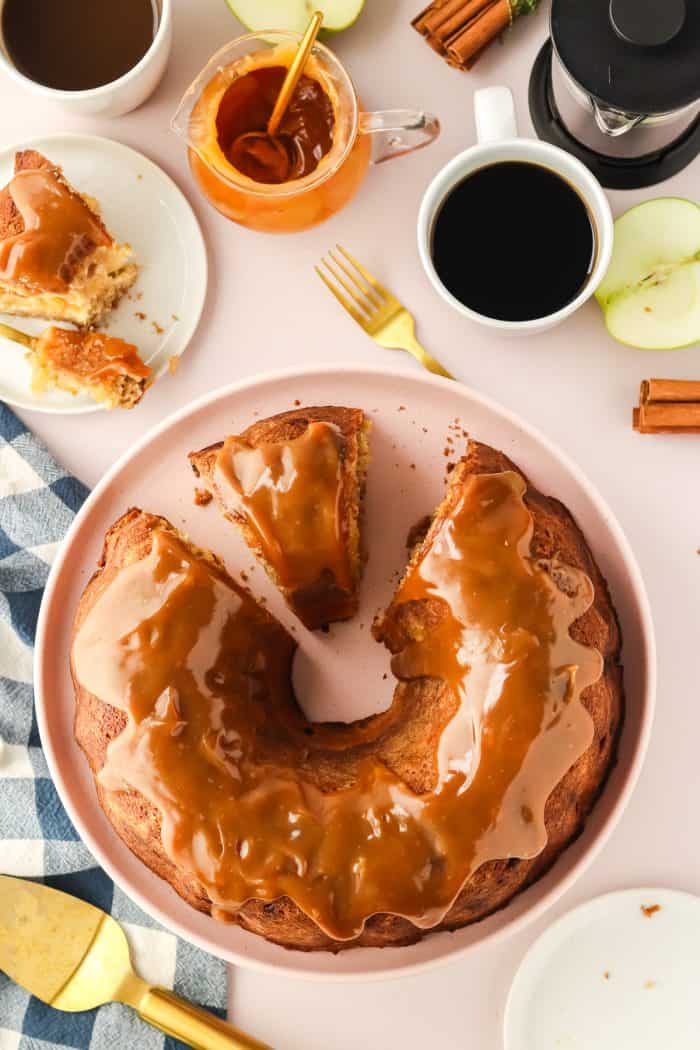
[0,151,137,326]
[29,327,151,409]
[189,407,369,630]
[71,440,623,952]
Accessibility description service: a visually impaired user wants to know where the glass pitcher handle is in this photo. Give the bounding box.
[359,110,440,164]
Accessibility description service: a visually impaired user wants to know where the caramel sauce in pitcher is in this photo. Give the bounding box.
[213,421,352,597]
[0,169,111,293]
[184,44,371,231]
[217,66,335,184]
[72,472,602,940]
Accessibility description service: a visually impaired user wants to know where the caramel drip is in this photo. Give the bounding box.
[72,475,602,941]
[213,421,352,594]
[389,472,602,865]
[36,328,151,382]
[0,169,111,293]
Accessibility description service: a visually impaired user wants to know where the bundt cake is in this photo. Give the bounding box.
[70,426,623,952]
[188,406,369,630]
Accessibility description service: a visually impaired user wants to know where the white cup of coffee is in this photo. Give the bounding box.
[0,0,172,118]
[417,86,614,336]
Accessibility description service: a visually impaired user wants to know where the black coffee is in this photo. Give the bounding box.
[431,161,596,322]
[2,0,158,91]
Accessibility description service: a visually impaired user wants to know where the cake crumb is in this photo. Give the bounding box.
[641,903,661,918]
[406,515,431,549]
[446,462,456,474]
[171,313,179,321]
[152,321,165,335]
[294,399,301,406]
[398,405,406,411]
[240,571,249,582]
[410,463,416,470]
[193,487,212,506]
[603,971,610,980]
[135,311,146,321]
[643,980,657,989]
[382,673,388,680]
[168,355,181,375]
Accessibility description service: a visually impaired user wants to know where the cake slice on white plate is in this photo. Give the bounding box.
[0,150,137,327]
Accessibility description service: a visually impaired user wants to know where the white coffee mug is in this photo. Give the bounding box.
[417,86,614,336]
[0,0,172,118]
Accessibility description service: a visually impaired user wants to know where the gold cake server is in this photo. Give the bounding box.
[0,876,271,1050]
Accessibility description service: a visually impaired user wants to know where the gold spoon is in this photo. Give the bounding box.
[267,10,324,135]
[229,10,324,182]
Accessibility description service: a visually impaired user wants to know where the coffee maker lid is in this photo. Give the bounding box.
[551,0,700,116]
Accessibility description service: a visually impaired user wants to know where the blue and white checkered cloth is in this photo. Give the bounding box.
[0,403,227,1049]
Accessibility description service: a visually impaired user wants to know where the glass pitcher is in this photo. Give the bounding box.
[171,32,440,233]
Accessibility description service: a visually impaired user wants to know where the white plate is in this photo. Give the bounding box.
[505,888,700,1050]
[34,365,655,980]
[0,133,207,414]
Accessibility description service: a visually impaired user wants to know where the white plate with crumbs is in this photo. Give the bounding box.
[0,133,207,414]
[505,888,700,1050]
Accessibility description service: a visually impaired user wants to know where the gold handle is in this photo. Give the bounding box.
[0,321,34,349]
[404,332,454,380]
[267,11,323,136]
[138,986,273,1050]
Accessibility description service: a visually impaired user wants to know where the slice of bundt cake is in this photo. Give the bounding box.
[0,150,137,327]
[372,440,624,934]
[70,441,623,952]
[28,326,151,409]
[189,406,370,630]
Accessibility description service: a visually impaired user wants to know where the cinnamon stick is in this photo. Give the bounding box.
[412,0,537,71]
[413,0,485,37]
[633,378,700,433]
[641,378,700,403]
[447,0,511,66]
[415,0,496,46]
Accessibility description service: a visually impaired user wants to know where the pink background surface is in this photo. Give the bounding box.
[3,0,699,1046]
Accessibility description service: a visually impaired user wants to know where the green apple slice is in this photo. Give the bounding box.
[596,197,700,350]
[225,0,365,34]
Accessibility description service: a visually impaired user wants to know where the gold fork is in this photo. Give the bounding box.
[315,245,454,379]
